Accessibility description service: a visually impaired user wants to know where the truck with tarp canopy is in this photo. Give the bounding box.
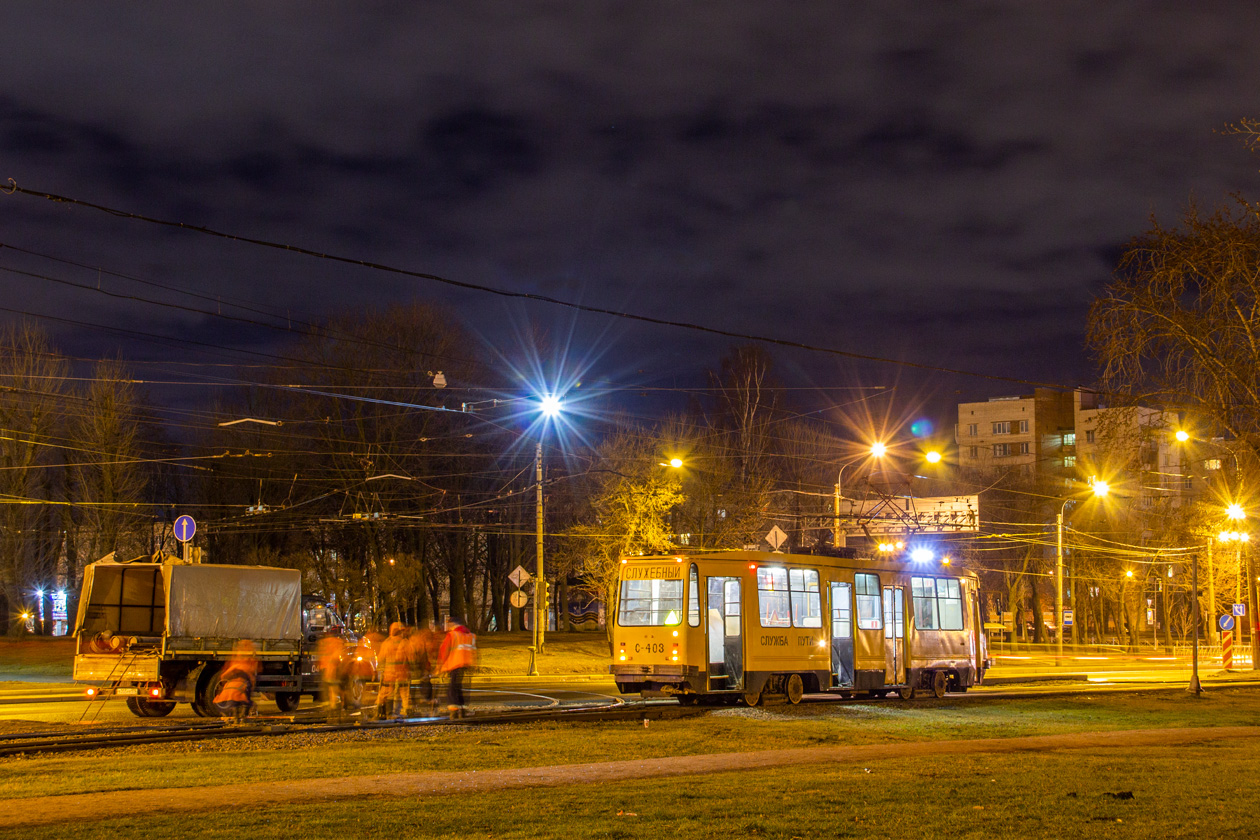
[72,557,336,717]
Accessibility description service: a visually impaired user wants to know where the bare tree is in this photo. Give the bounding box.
[0,323,67,635]
[1089,202,1260,463]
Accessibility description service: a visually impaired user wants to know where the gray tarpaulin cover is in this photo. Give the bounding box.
[166,564,302,640]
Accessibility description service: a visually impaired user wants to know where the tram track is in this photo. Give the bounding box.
[0,698,700,758]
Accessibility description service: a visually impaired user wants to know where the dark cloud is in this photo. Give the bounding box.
[1,1,1259,425]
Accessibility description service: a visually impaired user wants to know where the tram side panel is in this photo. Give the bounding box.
[743,563,829,698]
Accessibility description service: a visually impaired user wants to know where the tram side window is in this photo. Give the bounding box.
[789,568,822,628]
[854,573,882,630]
[618,579,685,626]
[910,576,964,631]
[757,567,791,628]
[687,564,700,627]
[939,578,964,630]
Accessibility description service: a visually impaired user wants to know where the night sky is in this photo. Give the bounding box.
[4,4,1260,430]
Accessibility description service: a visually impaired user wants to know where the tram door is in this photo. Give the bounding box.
[707,577,743,690]
[882,586,906,684]
[829,581,855,687]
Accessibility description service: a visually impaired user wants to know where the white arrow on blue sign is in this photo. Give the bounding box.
[174,515,197,543]
[1219,614,1235,632]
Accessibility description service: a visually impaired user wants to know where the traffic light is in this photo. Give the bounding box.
[538,580,550,616]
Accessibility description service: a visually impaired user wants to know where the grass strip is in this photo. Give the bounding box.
[1,689,1258,802]
[17,739,1260,839]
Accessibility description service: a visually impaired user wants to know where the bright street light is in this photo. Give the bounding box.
[538,394,563,417]
[668,458,683,468]
[910,547,933,563]
[925,450,942,464]
[1227,503,1246,520]
[870,441,887,458]
[1175,429,1190,442]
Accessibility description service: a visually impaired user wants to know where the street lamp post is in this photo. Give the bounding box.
[834,443,886,548]
[530,395,563,673]
[1189,542,1203,695]
[1056,479,1109,663]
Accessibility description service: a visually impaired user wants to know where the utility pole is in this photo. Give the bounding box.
[534,441,546,661]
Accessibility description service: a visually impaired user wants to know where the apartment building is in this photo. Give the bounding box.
[955,388,1074,476]
[956,388,1187,508]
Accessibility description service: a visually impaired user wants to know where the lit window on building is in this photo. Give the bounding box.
[1207,459,1221,471]
[1063,432,1076,446]
[1064,455,1077,468]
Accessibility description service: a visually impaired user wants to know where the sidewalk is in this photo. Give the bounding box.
[5,725,1258,827]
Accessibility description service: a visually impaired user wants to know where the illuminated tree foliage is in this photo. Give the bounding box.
[555,424,684,643]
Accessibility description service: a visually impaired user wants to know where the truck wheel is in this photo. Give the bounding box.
[932,672,948,699]
[126,696,148,718]
[785,674,805,706]
[137,699,176,717]
[198,666,233,717]
[275,692,301,713]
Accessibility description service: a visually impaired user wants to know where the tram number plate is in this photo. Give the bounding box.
[116,687,138,696]
[634,643,666,654]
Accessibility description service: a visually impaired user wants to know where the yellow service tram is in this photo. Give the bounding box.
[611,550,987,705]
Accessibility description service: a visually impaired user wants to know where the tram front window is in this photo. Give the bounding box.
[618,579,685,626]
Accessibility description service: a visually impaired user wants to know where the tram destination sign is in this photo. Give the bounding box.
[834,495,980,535]
[622,563,683,580]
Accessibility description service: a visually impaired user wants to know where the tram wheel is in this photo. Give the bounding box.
[137,698,176,717]
[275,691,301,713]
[898,685,917,701]
[932,672,948,699]
[742,689,763,707]
[785,674,804,706]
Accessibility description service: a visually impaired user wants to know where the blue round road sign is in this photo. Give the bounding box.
[174,515,197,543]
[1219,614,1235,632]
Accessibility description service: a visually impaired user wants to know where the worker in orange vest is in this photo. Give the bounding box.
[376,622,411,720]
[316,632,346,722]
[438,616,477,719]
[214,639,260,724]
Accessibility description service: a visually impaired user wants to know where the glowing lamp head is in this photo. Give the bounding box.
[925,450,942,464]
[539,394,563,417]
[1227,503,1246,521]
[1175,430,1190,443]
[870,442,887,458]
[910,548,934,564]
[1090,479,1109,498]
[669,458,683,468]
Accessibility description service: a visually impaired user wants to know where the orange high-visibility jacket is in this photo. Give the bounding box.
[439,626,477,672]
